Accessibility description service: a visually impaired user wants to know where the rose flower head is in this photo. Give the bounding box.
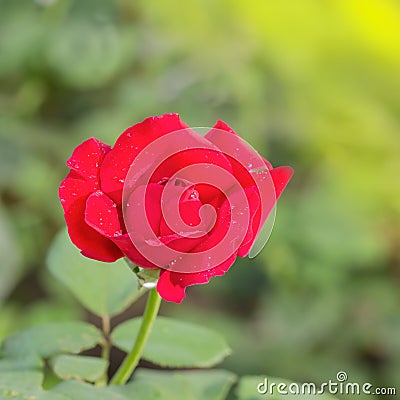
[59,114,293,302]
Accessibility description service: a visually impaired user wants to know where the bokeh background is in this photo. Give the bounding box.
[1,0,399,398]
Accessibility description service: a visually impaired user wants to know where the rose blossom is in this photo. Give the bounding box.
[59,114,293,302]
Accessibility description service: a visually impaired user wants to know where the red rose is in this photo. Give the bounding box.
[59,114,293,303]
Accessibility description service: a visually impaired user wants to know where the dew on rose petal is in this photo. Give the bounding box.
[187,189,199,201]
[118,179,125,183]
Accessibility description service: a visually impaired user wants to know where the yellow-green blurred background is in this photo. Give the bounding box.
[1,0,399,397]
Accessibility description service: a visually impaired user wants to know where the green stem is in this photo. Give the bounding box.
[110,288,162,385]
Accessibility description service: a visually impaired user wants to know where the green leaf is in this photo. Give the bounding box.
[237,376,340,400]
[51,380,127,400]
[1,322,102,359]
[0,355,43,372]
[112,316,231,368]
[50,355,108,383]
[110,368,236,400]
[0,390,67,400]
[47,229,142,317]
[0,357,68,400]
[0,371,42,392]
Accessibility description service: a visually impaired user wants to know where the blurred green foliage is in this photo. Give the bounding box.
[0,0,399,398]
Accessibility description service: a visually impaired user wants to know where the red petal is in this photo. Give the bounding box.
[112,234,161,269]
[124,183,164,238]
[159,185,209,253]
[237,167,293,257]
[84,191,162,268]
[66,138,111,182]
[63,194,123,262]
[149,148,233,199]
[59,172,95,213]
[156,254,236,303]
[159,186,203,236]
[100,114,189,203]
[191,199,231,253]
[85,191,123,238]
[59,139,120,262]
[123,183,174,268]
[212,120,237,136]
[191,185,251,256]
[207,120,273,171]
[237,186,261,257]
[270,166,294,199]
